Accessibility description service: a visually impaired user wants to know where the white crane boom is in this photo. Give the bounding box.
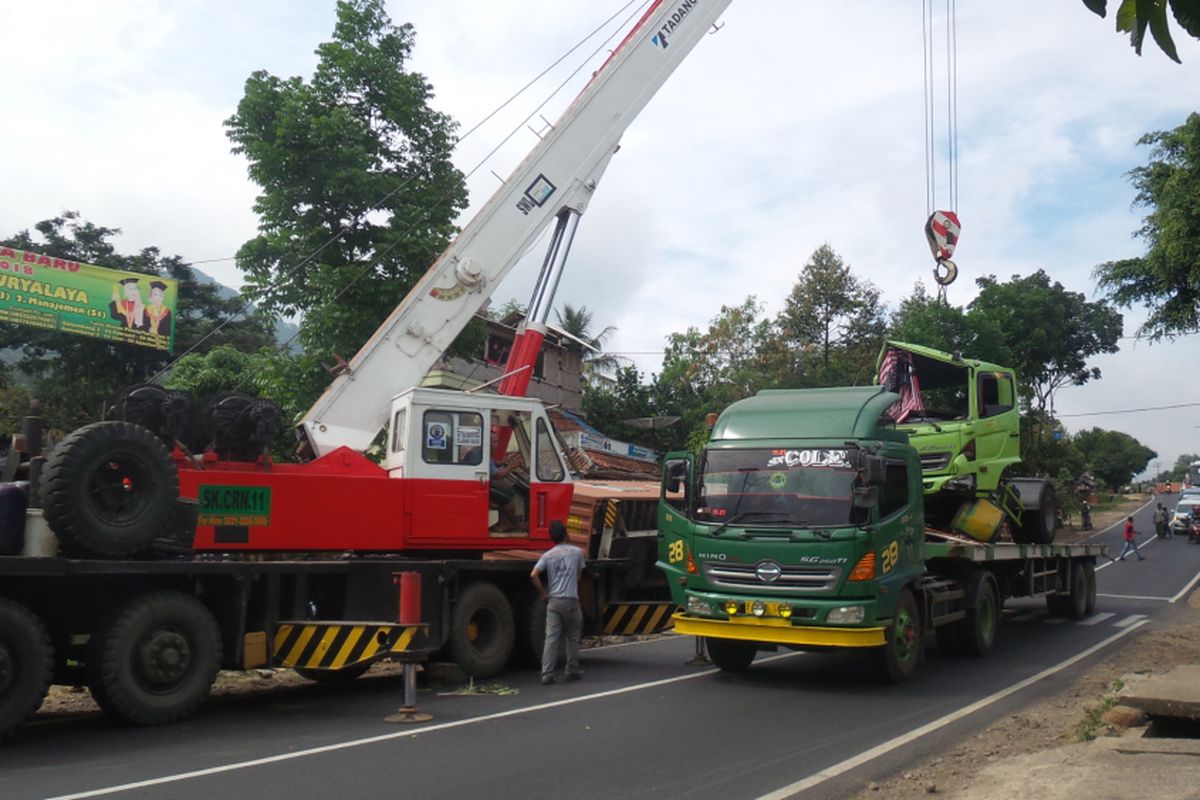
[300,0,731,456]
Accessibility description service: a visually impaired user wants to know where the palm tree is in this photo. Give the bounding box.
[554,304,627,384]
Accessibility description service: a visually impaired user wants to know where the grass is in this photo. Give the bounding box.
[1074,677,1126,741]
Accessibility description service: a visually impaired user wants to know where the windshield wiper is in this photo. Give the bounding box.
[711,510,792,537]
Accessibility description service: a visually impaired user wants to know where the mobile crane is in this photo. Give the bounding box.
[0,0,732,739]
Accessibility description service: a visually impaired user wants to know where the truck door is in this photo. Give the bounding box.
[529,416,571,539]
[974,371,1018,464]
[406,408,489,543]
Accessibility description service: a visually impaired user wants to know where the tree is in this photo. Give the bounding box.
[968,270,1123,416]
[1073,427,1157,490]
[1082,0,1200,63]
[554,304,626,384]
[777,245,887,386]
[225,0,467,407]
[1,213,274,430]
[888,282,1012,366]
[1094,113,1200,341]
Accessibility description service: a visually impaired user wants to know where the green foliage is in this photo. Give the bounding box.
[555,303,626,384]
[776,244,887,386]
[164,345,269,400]
[1095,113,1200,340]
[1082,0,1200,62]
[969,269,1122,415]
[582,365,687,453]
[888,282,1012,365]
[1073,427,1158,489]
[225,0,466,393]
[1,212,274,430]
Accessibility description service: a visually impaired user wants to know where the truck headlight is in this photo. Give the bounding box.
[827,606,865,624]
[687,596,712,616]
[723,600,739,616]
[751,600,766,617]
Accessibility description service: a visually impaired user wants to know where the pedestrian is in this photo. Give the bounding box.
[530,520,586,685]
[1116,516,1145,561]
[1080,500,1092,531]
[1154,503,1171,538]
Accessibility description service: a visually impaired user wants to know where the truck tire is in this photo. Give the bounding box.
[1064,562,1090,620]
[877,589,922,684]
[448,582,515,678]
[705,638,757,673]
[1082,561,1097,616]
[1009,480,1056,545]
[0,598,53,741]
[513,593,547,668]
[953,574,999,657]
[41,421,179,558]
[295,663,372,683]
[86,591,221,726]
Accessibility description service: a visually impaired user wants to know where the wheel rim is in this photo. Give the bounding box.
[135,629,193,690]
[468,609,498,655]
[895,607,918,664]
[86,453,155,525]
[979,592,996,642]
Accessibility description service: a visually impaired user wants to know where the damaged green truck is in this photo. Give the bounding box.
[658,341,1103,682]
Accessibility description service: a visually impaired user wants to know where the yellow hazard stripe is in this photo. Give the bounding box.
[604,500,618,528]
[390,626,417,653]
[273,624,423,669]
[330,626,366,669]
[603,604,677,635]
[282,625,317,667]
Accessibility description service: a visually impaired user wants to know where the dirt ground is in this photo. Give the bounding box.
[38,497,1200,800]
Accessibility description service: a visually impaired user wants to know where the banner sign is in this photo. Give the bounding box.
[0,246,178,352]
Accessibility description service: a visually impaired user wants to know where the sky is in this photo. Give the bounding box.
[2,1,1199,479]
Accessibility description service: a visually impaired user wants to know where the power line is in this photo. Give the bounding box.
[1053,401,1200,418]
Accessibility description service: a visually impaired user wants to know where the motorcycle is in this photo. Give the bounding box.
[1190,514,1200,544]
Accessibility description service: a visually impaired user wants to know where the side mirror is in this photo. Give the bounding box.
[857,452,886,487]
[664,458,688,494]
[853,485,880,509]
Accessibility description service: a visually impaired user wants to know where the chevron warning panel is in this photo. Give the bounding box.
[272,622,423,669]
[602,602,677,635]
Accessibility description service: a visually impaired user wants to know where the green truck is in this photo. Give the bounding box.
[657,342,1103,681]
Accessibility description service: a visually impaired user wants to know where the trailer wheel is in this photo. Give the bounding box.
[449,582,514,678]
[1010,480,1056,545]
[954,575,999,657]
[1082,561,1097,616]
[1064,562,1091,620]
[877,589,922,684]
[41,421,179,558]
[513,593,547,668]
[705,638,757,673]
[0,599,53,740]
[295,663,372,683]
[87,591,221,726]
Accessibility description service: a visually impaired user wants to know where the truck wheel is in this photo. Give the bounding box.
[705,638,757,673]
[1064,562,1090,620]
[295,663,372,683]
[954,575,999,657]
[1010,480,1056,545]
[0,599,53,740]
[449,582,514,678]
[877,589,922,684]
[1082,561,1097,616]
[41,421,179,558]
[513,593,547,668]
[87,591,221,726]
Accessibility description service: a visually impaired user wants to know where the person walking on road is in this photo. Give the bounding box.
[530,520,586,685]
[1117,516,1146,561]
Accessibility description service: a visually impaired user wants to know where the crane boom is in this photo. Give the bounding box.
[300,0,732,456]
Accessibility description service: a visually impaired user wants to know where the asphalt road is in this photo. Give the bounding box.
[4,494,1199,800]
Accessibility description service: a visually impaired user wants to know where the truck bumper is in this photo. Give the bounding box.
[671,612,885,648]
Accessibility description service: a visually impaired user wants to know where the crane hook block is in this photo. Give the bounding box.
[933,258,958,286]
[925,210,961,264]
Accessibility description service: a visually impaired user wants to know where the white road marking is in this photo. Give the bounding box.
[1096,593,1173,602]
[1170,570,1200,604]
[1114,614,1148,628]
[1083,496,1156,543]
[42,646,801,800]
[755,619,1151,800]
[1078,612,1115,626]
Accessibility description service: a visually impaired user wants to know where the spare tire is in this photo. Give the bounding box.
[41,421,178,558]
[1009,479,1056,545]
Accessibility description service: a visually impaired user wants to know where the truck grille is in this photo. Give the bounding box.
[702,562,842,593]
[920,451,952,471]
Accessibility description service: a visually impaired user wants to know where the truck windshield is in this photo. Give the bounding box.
[695,448,858,528]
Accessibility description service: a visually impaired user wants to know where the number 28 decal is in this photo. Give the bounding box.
[880,541,900,574]
[667,539,685,564]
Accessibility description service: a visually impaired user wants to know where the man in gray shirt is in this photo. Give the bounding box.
[530,520,586,685]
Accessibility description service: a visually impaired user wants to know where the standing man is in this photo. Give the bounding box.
[1116,516,1146,561]
[1079,500,1092,531]
[530,520,586,685]
[1153,503,1168,539]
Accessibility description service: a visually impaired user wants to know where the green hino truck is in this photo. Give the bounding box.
[657,342,1104,682]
